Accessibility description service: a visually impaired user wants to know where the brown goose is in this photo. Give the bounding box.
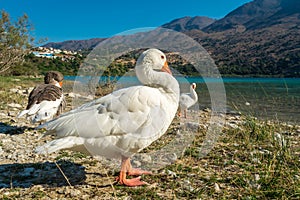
[18,71,65,123]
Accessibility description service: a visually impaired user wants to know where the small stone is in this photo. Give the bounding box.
[214,183,221,193]
[132,160,141,167]
[183,179,194,191]
[166,169,177,178]
[4,191,10,196]
[9,88,19,93]
[140,154,152,163]
[57,188,64,194]
[252,158,261,164]
[70,189,81,197]
[27,87,34,94]
[227,123,239,129]
[18,90,27,95]
[186,122,200,130]
[82,195,90,199]
[274,133,286,147]
[254,174,260,181]
[203,108,211,112]
[167,153,177,162]
[67,92,78,98]
[7,103,23,109]
[0,112,7,117]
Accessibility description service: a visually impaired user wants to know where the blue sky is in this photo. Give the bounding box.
[1,0,252,43]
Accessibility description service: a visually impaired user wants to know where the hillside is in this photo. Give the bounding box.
[187,0,300,77]
[43,0,300,77]
[161,16,216,32]
[203,0,282,32]
[43,38,106,51]
[196,25,300,76]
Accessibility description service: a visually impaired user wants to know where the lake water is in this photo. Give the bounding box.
[65,76,300,124]
[194,77,300,124]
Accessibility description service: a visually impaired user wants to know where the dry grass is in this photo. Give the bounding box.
[0,76,299,199]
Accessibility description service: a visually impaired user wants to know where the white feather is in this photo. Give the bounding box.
[36,49,180,160]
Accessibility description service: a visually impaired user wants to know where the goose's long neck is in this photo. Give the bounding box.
[190,86,198,102]
[136,62,179,99]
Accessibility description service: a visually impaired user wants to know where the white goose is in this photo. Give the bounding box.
[36,49,180,186]
[17,71,65,123]
[179,83,198,118]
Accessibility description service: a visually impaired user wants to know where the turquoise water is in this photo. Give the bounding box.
[65,76,300,124]
[195,77,300,124]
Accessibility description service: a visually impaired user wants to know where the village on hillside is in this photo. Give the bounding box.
[31,47,82,61]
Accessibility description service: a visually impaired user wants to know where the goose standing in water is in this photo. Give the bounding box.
[18,71,65,123]
[179,83,198,118]
[36,49,180,186]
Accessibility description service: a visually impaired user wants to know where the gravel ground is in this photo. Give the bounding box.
[1,83,299,199]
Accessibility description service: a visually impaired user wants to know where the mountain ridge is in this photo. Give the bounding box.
[43,0,300,77]
[161,16,216,32]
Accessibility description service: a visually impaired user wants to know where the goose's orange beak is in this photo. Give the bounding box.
[161,61,172,75]
[59,81,63,87]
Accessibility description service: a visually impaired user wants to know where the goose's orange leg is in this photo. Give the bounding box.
[117,156,152,186]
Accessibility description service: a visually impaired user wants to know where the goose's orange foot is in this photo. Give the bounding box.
[128,168,152,176]
[117,171,149,186]
[117,157,152,186]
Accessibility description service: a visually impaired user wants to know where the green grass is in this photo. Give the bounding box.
[0,76,42,109]
[0,76,299,199]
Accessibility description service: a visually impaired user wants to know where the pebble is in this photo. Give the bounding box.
[0,85,298,198]
[214,182,221,193]
[166,169,177,178]
[227,122,239,129]
[0,112,7,116]
[9,88,28,95]
[132,160,141,167]
[254,174,260,181]
[274,133,286,147]
[9,88,20,93]
[70,189,81,197]
[7,103,23,109]
[183,179,194,191]
[67,92,79,98]
[180,122,200,132]
[8,112,19,118]
[140,154,152,163]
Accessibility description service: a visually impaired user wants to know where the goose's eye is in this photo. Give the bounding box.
[161,55,164,59]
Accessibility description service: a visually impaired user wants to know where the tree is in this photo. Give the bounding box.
[0,10,34,73]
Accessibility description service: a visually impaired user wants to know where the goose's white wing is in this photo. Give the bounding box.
[18,84,64,123]
[179,93,195,109]
[38,85,177,158]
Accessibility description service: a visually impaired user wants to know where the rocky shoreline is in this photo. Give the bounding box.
[0,82,299,199]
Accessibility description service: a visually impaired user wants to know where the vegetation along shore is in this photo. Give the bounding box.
[0,77,299,199]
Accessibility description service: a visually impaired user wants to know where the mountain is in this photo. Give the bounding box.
[203,0,282,32]
[161,16,216,32]
[43,0,300,77]
[162,0,300,77]
[43,38,106,51]
[187,0,300,77]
